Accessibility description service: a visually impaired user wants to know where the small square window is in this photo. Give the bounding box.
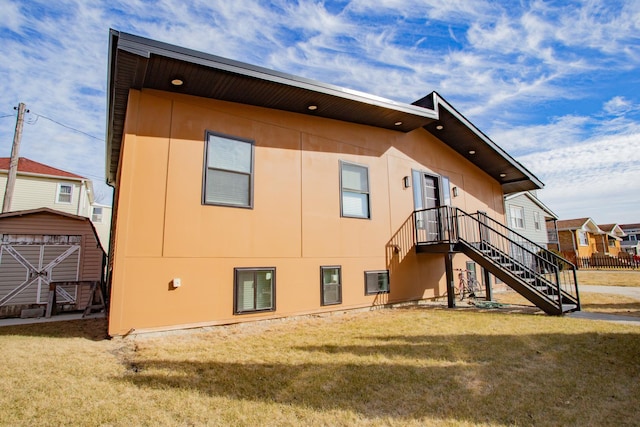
[234,268,275,314]
[321,266,342,306]
[57,184,72,204]
[92,207,103,223]
[364,270,390,295]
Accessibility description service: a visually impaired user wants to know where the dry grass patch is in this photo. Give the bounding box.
[493,289,640,319]
[576,270,640,287]
[1,309,640,426]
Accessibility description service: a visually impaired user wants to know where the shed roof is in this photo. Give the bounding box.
[0,157,85,180]
[0,208,105,253]
[106,30,543,193]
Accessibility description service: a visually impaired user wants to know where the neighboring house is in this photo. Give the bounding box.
[549,218,602,263]
[90,203,113,250]
[0,208,105,318]
[504,191,558,248]
[620,223,640,255]
[0,157,94,217]
[595,224,625,257]
[0,157,112,250]
[105,31,577,336]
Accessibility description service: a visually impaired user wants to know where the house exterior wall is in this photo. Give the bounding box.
[557,229,598,263]
[504,194,549,246]
[108,89,506,335]
[0,211,105,316]
[0,173,89,216]
[594,235,622,256]
[90,204,112,250]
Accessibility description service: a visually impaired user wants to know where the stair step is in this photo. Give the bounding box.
[562,304,578,312]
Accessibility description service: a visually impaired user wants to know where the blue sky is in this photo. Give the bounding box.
[0,0,638,223]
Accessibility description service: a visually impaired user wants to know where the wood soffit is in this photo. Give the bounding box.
[106,30,543,193]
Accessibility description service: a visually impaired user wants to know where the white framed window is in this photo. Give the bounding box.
[91,207,103,223]
[340,161,370,219]
[203,132,254,208]
[57,184,72,204]
[630,235,637,241]
[509,206,525,229]
[533,212,541,231]
[578,231,589,246]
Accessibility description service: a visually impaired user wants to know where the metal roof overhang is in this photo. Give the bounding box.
[106,30,543,193]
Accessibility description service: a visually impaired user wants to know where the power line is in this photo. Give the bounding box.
[29,111,104,142]
[0,114,15,119]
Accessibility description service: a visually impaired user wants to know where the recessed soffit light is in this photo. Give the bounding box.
[395,121,403,126]
[468,150,476,155]
[499,173,507,178]
[307,104,318,111]
[171,78,184,86]
[435,124,444,130]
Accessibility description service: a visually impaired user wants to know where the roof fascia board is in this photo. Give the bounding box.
[504,191,558,219]
[0,169,85,182]
[431,92,544,190]
[115,31,438,120]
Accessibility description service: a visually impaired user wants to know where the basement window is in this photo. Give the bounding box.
[234,268,275,314]
[321,266,342,306]
[364,270,390,295]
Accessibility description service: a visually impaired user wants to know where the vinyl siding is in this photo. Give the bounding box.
[504,194,549,246]
[0,173,91,217]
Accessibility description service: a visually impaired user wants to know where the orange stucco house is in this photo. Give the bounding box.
[105,31,579,335]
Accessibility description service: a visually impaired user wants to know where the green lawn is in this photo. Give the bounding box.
[1,306,639,426]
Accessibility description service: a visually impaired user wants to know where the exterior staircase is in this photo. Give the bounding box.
[414,207,580,315]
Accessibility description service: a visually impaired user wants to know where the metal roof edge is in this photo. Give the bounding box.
[428,91,544,190]
[112,31,438,120]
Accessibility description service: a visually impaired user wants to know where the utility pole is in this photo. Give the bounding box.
[2,103,27,213]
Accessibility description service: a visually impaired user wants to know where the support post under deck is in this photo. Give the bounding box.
[483,268,492,301]
[445,252,456,308]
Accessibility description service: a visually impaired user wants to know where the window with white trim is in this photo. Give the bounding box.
[91,207,103,223]
[340,161,370,219]
[57,184,72,204]
[203,132,254,208]
[578,231,589,246]
[533,211,541,230]
[234,268,275,314]
[364,270,390,295]
[509,206,525,229]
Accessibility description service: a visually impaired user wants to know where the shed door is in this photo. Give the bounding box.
[0,235,81,307]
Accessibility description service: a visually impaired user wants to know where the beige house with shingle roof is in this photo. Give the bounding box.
[0,157,94,217]
[595,223,625,256]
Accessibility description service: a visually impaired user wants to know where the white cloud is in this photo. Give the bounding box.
[0,0,638,224]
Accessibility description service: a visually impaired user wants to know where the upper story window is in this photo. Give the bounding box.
[340,161,370,219]
[533,212,541,230]
[203,132,254,208]
[92,207,103,223]
[630,235,637,241]
[57,184,72,204]
[578,230,589,246]
[509,205,525,229]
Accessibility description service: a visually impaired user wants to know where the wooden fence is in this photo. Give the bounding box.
[577,256,640,270]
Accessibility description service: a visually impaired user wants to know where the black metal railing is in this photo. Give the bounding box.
[414,206,580,312]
